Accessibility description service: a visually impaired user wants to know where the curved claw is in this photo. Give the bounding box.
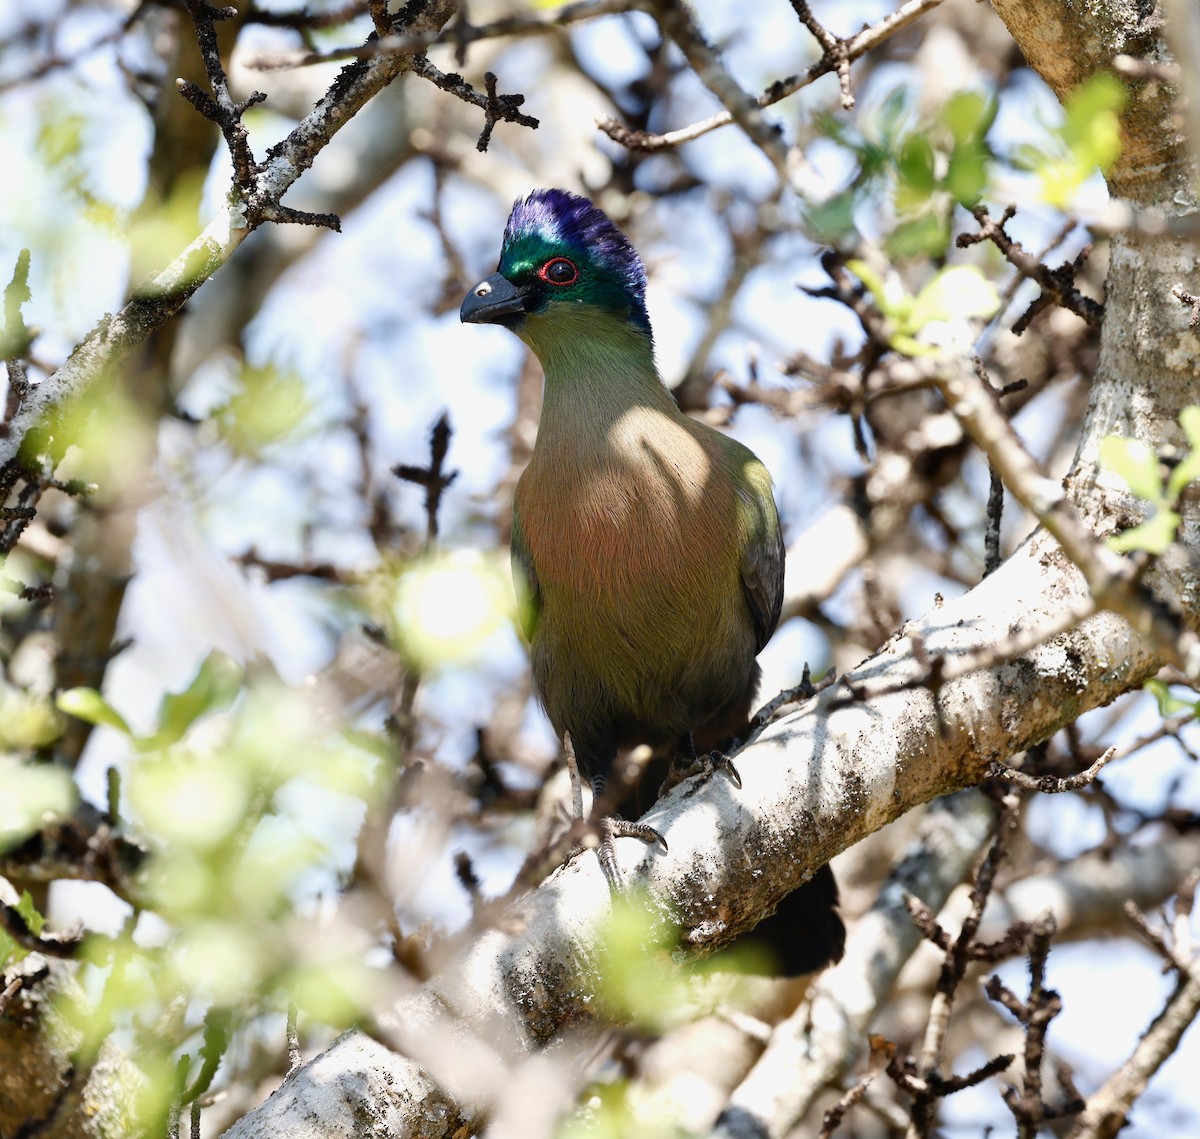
[706,751,742,791]
[595,815,667,892]
[660,748,742,797]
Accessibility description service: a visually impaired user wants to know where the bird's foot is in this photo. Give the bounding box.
[659,748,742,798]
[593,814,667,893]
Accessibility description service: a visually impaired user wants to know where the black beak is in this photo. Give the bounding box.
[460,272,531,324]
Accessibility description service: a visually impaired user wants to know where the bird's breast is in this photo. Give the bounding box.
[518,406,736,593]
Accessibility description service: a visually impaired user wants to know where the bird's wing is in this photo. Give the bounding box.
[510,502,542,643]
[731,449,785,654]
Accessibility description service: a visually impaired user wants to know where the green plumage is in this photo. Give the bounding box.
[460,190,783,787]
[462,189,844,976]
[511,307,782,772]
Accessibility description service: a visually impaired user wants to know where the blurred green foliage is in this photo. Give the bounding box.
[1012,74,1126,207]
[1101,405,1200,554]
[42,656,390,1130]
[805,86,996,256]
[213,362,316,458]
[848,261,1000,355]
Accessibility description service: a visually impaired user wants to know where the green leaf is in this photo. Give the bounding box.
[147,651,244,751]
[908,265,1001,328]
[845,259,889,309]
[1144,678,1197,718]
[941,91,997,144]
[57,688,133,735]
[0,892,46,966]
[946,141,990,205]
[876,86,912,147]
[1167,449,1200,502]
[15,890,45,936]
[803,191,859,246]
[1179,404,1200,450]
[214,364,314,458]
[896,135,936,195]
[885,212,950,260]
[1107,509,1179,554]
[1167,404,1200,500]
[1037,74,1126,207]
[1099,435,1162,501]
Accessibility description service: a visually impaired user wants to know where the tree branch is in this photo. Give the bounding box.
[0,0,460,478]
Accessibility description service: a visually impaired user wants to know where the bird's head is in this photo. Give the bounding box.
[460,189,651,348]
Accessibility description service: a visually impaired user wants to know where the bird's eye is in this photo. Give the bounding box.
[538,257,579,286]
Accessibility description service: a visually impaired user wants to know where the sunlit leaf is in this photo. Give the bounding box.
[909,265,1001,327]
[394,551,513,668]
[845,259,903,319]
[128,170,205,288]
[1107,509,1179,554]
[0,760,75,851]
[1,685,63,749]
[57,687,133,736]
[1167,404,1200,500]
[53,388,155,500]
[1144,678,1197,718]
[129,753,252,849]
[1099,435,1162,501]
[0,891,47,966]
[1033,74,1126,207]
[589,892,686,1033]
[214,363,314,458]
[289,959,377,1028]
[147,651,244,751]
[168,921,269,1005]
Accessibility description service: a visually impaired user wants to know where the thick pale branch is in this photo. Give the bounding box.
[222,515,1167,1134]
[714,791,997,1139]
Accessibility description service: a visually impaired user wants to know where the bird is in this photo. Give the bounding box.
[460,188,844,975]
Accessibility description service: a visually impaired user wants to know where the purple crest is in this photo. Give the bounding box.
[502,189,650,330]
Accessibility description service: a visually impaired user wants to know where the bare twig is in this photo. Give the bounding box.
[598,0,945,151]
[788,0,854,109]
[986,916,1084,1136]
[392,412,457,548]
[246,0,635,70]
[1068,954,1200,1138]
[957,206,1104,331]
[1170,283,1200,328]
[989,745,1118,793]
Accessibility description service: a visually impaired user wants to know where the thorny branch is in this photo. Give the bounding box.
[1068,878,1200,1139]
[246,0,636,69]
[957,205,1104,332]
[598,0,945,152]
[406,59,539,151]
[895,796,1022,1136]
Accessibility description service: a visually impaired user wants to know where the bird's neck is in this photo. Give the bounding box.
[519,309,679,454]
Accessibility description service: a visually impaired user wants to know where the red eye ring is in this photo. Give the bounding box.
[537,257,579,286]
